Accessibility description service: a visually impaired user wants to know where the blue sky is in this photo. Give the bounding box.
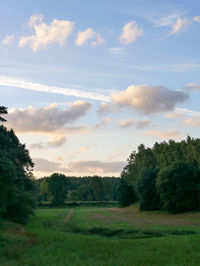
[1,0,200,177]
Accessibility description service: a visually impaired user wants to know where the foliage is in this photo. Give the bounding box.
[0,106,7,122]
[46,173,69,206]
[118,177,137,207]
[0,107,36,223]
[135,168,160,210]
[37,175,119,203]
[119,136,200,213]
[157,161,200,213]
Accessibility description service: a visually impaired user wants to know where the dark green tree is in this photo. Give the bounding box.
[157,161,199,213]
[89,176,103,201]
[0,108,36,223]
[135,168,160,210]
[47,173,69,205]
[118,177,137,207]
[0,106,7,122]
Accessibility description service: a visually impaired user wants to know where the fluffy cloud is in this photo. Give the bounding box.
[111,85,188,114]
[30,136,67,149]
[147,129,181,139]
[7,101,91,134]
[33,158,61,172]
[193,16,200,22]
[75,28,105,47]
[185,83,200,90]
[119,21,144,44]
[19,14,74,51]
[65,160,125,174]
[183,117,200,127]
[2,34,15,45]
[29,143,45,149]
[48,136,67,147]
[94,117,110,129]
[135,120,151,129]
[98,102,119,113]
[118,119,134,128]
[170,18,189,35]
[33,158,125,175]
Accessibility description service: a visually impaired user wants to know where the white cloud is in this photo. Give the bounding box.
[176,108,200,117]
[111,84,188,114]
[75,28,105,47]
[6,102,91,134]
[2,34,15,45]
[28,14,44,27]
[185,83,200,90]
[170,18,189,35]
[154,14,181,27]
[30,136,67,150]
[119,21,144,44]
[108,46,123,55]
[19,14,74,51]
[193,16,200,22]
[0,76,111,102]
[118,119,134,128]
[147,129,181,139]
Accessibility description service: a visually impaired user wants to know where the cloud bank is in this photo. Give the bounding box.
[7,101,91,134]
[33,158,125,175]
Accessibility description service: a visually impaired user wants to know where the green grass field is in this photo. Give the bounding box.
[1,206,200,265]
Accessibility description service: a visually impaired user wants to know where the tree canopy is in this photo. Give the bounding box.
[0,106,36,223]
[119,137,200,213]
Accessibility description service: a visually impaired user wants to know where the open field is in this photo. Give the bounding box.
[1,206,200,265]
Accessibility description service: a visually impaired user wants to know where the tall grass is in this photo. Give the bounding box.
[1,207,200,265]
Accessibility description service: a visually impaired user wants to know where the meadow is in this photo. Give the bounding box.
[1,205,200,265]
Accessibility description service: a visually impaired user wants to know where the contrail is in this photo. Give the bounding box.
[175,108,200,117]
[0,76,111,102]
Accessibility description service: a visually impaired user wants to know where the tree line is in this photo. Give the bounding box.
[2,103,200,224]
[118,137,200,213]
[37,174,119,205]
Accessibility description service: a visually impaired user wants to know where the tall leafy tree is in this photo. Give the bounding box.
[0,107,36,223]
[157,161,199,213]
[47,173,69,205]
[135,168,160,210]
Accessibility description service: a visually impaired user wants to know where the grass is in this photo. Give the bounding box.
[1,206,200,265]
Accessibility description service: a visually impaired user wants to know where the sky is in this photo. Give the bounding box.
[1,0,200,178]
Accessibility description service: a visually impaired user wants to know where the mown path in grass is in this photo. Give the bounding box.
[1,207,200,265]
